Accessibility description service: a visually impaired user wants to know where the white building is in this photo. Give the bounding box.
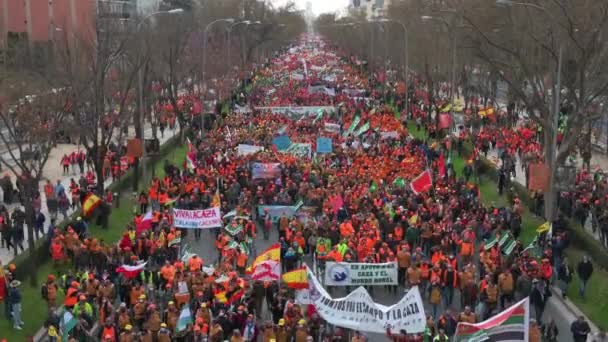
[350,0,391,19]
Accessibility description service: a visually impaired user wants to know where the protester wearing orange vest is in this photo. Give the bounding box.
[64,281,80,309]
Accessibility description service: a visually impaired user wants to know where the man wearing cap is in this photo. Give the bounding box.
[164,301,179,331]
[73,294,94,321]
[8,279,22,329]
[196,302,211,325]
[64,281,80,309]
[85,273,100,303]
[294,319,308,342]
[98,277,115,302]
[133,294,147,330]
[276,319,290,342]
[144,304,162,335]
[119,324,134,342]
[43,274,59,309]
[261,321,277,342]
[158,323,171,342]
[116,303,131,330]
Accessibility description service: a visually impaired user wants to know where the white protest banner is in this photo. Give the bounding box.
[324,262,398,286]
[291,73,305,81]
[343,89,367,97]
[308,85,336,97]
[254,106,336,119]
[381,131,400,139]
[173,207,222,229]
[251,162,282,179]
[234,104,252,114]
[324,123,341,133]
[306,267,426,334]
[237,144,264,156]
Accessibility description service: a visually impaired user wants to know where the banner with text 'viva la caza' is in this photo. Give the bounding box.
[173,208,222,229]
[305,267,426,334]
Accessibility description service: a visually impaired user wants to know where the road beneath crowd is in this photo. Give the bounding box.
[185,225,574,341]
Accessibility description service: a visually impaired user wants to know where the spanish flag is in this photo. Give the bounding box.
[247,243,281,273]
[211,189,221,208]
[82,193,102,218]
[214,288,245,304]
[282,267,308,289]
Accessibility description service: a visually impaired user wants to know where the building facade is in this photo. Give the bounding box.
[0,0,165,48]
[349,0,391,19]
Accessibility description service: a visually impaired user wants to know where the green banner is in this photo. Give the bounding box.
[343,115,361,137]
[354,121,370,136]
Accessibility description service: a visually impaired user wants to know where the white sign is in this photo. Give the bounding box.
[381,131,400,140]
[237,144,264,156]
[283,143,312,159]
[305,267,426,334]
[254,106,336,118]
[173,207,222,229]
[324,123,341,133]
[291,73,305,81]
[324,262,398,286]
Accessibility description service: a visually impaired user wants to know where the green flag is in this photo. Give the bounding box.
[498,233,511,247]
[176,306,193,332]
[369,181,378,193]
[61,311,77,341]
[484,235,499,250]
[313,109,324,124]
[343,115,361,137]
[224,223,244,236]
[354,121,371,136]
[294,199,304,212]
[393,177,406,188]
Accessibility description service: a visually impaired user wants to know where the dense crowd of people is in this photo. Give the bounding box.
[0,35,603,342]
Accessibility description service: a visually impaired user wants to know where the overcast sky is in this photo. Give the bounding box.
[270,0,349,16]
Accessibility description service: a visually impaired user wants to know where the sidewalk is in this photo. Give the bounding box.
[0,123,179,266]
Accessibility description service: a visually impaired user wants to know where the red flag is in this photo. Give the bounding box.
[136,211,153,234]
[116,262,147,279]
[410,170,433,194]
[438,153,446,178]
[439,113,451,129]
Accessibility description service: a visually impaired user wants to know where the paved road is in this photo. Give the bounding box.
[184,222,575,341]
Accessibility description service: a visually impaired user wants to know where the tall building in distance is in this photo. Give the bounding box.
[349,0,390,19]
[305,1,314,20]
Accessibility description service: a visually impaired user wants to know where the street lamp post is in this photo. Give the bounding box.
[228,21,251,73]
[134,8,183,190]
[201,18,235,132]
[421,14,458,139]
[370,18,409,118]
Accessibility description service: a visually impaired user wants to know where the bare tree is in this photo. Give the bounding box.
[54,19,145,194]
[463,0,608,220]
[0,78,67,284]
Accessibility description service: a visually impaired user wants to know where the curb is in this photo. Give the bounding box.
[550,286,599,332]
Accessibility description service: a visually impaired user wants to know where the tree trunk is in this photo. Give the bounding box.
[95,149,106,195]
[544,129,558,221]
[23,177,39,286]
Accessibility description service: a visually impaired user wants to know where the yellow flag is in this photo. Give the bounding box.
[409,214,418,225]
[536,222,551,233]
[211,189,221,207]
